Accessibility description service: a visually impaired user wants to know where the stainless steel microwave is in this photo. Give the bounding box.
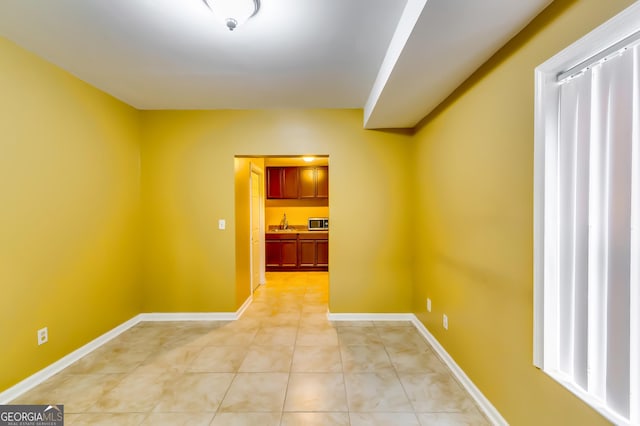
[308,217,329,231]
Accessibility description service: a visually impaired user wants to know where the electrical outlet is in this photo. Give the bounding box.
[427,298,432,312]
[443,314,448,330]
[218,219,226,230]
[37,327,48,345]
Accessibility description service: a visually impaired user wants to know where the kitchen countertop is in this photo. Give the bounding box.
[266,226,328,235]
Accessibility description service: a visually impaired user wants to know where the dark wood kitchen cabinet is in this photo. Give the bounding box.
[266,167,299,199]
[266,232,328,271]
[265,233,298,269]
[298,233,329,269]
[299,166,328,199]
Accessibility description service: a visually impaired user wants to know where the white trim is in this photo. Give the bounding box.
[0,299,254,404]
[327,311,507,426]
[235,295,253,319]
[327,312,415,322]
[410,317,508,426]
[0,315,142,404]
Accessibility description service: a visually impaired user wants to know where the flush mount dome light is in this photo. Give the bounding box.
[202,0,260,31]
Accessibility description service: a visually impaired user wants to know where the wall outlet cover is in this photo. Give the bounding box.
[427,298,432,312]
[37,327,48,345]
[443,314,448,330]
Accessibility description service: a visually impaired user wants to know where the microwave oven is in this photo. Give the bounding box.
[308,217,329,231]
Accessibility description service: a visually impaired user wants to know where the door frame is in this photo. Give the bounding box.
[249,163,266,292]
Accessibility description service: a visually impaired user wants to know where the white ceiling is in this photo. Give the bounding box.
[0,0,552,129]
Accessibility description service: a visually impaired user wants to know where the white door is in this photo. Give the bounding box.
[250,167,264,293]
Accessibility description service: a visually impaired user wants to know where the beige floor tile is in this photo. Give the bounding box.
[222,317,262,331]
[340,343,394,372]
[337,326,382,345]
[153,322,223,348]
[399,372,479,413]
[152,372,234,412]
[260,312,301,327]
[350,412,421,426]
[64,344,150,374]
[44,373,123,413]
[284,373,348,412]
[291,345,342,372]
[196,328,258,346]
[374,320,414,327]
[135,345,204,374]
[211,412,282,426]
[377,326,429,351]
[238,345,294,372]
[281,412,350,426]
[219,373,289,412]
[386,347,449,374]
[88,371,169,412]
[344,372,413,412]
[302,304,329,313]
[253,326,298,346]
[65,412,147,426]
[10,373,81,405]
[296,327,339,346]
[187,345,248,372]
[299,312,329,325]
[141,412,215,426]
[330,320,375,327]
[417,412,491,426]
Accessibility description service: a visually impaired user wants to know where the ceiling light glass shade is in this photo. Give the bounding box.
[202,0,260,31]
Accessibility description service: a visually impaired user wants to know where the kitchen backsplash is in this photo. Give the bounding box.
[265,206,329,227]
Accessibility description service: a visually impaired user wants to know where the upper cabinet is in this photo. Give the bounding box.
[267,166,328,199]
[299,166,328,199]
[267,167,299,199]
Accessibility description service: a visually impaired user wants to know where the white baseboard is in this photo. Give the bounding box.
[327,312,415,322]
[0,315,142,404]
[410,317,508,426]
[235,295,253,319]
[0,299,254,404]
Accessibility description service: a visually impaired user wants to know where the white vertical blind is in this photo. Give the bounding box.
[630,45,640,426]
[552,43,639,422]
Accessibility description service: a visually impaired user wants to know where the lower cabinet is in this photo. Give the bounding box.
[298,234,329,269]
[265,234,298,269]
[266,232,328,271]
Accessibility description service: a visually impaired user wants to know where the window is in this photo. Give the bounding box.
[534,4,640,425]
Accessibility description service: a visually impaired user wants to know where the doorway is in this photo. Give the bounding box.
[235,155,329,304]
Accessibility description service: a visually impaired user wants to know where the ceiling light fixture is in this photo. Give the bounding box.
[202,0,260,31]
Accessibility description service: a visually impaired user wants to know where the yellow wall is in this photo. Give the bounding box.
[0,38,142,391]
[411,1,635,424]
[140,110,413,314]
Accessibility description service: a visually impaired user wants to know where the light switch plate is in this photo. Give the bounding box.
[218,219,225,230]
[427,298,432,312]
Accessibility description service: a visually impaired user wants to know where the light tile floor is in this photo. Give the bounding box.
[12,272,490,425]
